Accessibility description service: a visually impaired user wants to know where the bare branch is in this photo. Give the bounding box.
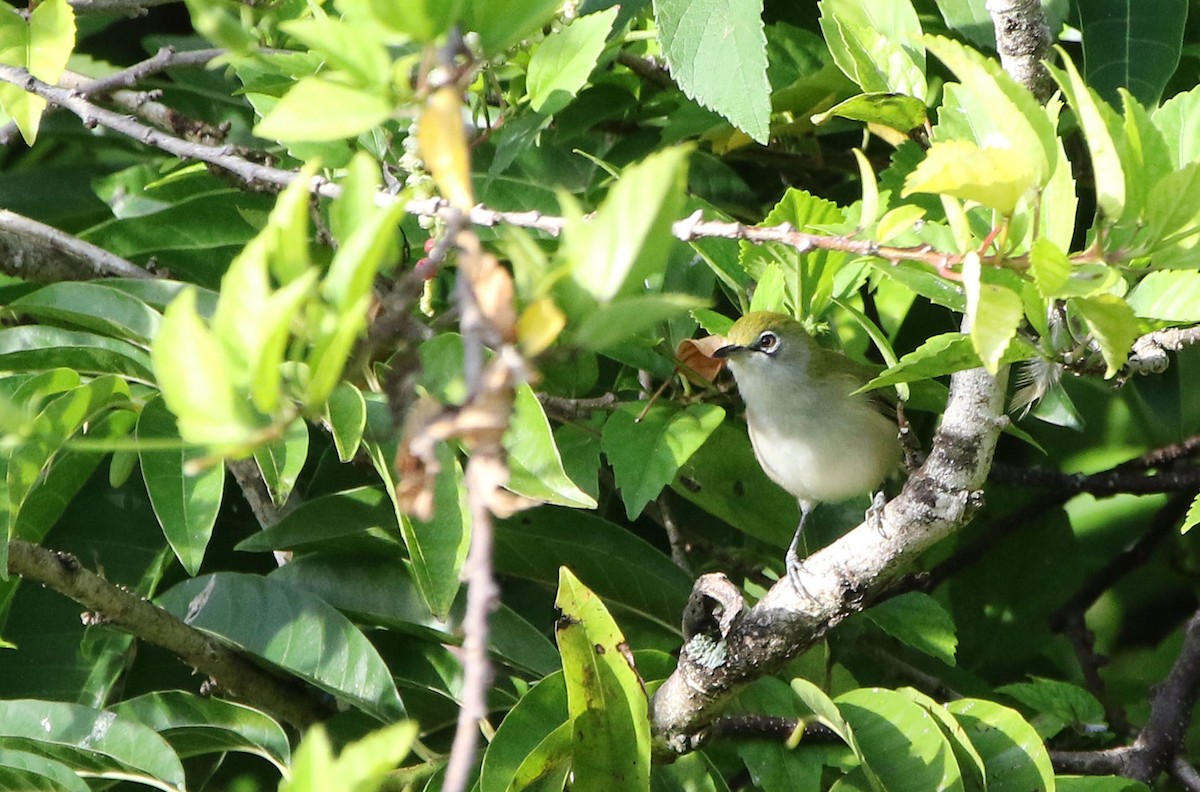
[986,0,1054,100]
[1053,605,1200,784]
[0,47,223,145]
[0,208,151,281]
[6,539,329,729]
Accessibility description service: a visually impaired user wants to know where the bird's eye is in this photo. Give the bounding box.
[757,331,779,353]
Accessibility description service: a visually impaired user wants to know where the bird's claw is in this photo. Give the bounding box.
[785,545,818,604]
[867,491,888,537]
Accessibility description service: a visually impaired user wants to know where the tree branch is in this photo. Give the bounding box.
[1052,605,1200,784]
[6,539,329,729]
[0,208,151,281]
[650,362,1008,753]
[986,0,1054,101]
[0,47,223,146]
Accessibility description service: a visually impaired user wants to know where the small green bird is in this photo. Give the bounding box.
[713,312,901,593]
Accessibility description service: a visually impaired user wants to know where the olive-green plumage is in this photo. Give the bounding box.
[715,312,900,569]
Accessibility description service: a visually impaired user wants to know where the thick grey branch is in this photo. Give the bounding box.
[6,539,327,729]
[0,209,151,281]
[986,0,1054,100]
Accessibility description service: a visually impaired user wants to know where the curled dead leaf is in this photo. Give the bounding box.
[458,231,517,343]
[677,335,729,384]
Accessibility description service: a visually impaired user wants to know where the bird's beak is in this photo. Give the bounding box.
[711,343,743,359]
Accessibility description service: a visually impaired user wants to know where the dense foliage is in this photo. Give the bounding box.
[1,0,1200,789]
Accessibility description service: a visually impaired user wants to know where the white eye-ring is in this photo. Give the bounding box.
[757,331,779,353]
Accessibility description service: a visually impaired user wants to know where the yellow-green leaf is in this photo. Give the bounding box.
[1028,238,1072,299]
[255,77,392,143]
[1071,294,1139,378]
[964,252,1023,374]
[152,289,250,446]
[904,140,1035,214]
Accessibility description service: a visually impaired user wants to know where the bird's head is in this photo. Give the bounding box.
[713,312,815,375]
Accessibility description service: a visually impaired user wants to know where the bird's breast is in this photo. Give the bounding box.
[745,404,899,504]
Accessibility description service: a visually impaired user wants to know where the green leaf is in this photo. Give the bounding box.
[904,140,1035,214]
[996,678,1106,732]
[1182,491,1200,534]
[1144,162,1200,252]
[254,417,308,507]
[863,332,1034,390]
[137,396,224,575]
[656,0,771,143]
[748,263,788,314]
[898,687,987,792]
[1029,238,1072,299]
[1079,0,1185,105]
[738,187,847,318]
[506,384,597,508]
[601,402,725,519]
[573,293,706,350]
[8,282,162,343]
[564,145,690,303]
[152,289,254,447]
[964,253,1024,375]
[255,77,392,142]
[947,699,1054,792]
[5,377,131,576]
[307,199,406,406]
[0,749,89,792]
[461,0,561,55]
[479,674,570,792]
[366,0,462,41]
[269,554,558,676]
[364,438,469,619]
[864,592,957,665]
[110,691,291,774]
[0,699,185,792]
[790,677,875,783]
[555,568,651,791]
[282,721,416,792]
[837,688,963,792]
[495,508,691,632]
[235,485,403,556]
[527,8,617,115]
[1070,294,1139,378]
[279,15,390,88]
[818,0,927,99]
[868,260,966,312]
[0,326,153,382]
[325,381,367,462]
[0,0,75,145]
[156,572,405,721]
[1127,270,1200,321]
[1152,85,1200,167]
[813,92,927,133]
[927,35,1056,186]
[1048,51,1128,220]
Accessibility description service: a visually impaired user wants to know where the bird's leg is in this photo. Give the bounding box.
[867,490,889,537]
[786,501,818,602]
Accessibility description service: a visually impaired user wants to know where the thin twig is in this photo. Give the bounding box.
[1052,606,1200,783]
[989,462,1200,497]
[0,47,223,145]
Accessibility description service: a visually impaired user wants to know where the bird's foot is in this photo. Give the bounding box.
[785,545,818,604]
[867,491,889,537]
